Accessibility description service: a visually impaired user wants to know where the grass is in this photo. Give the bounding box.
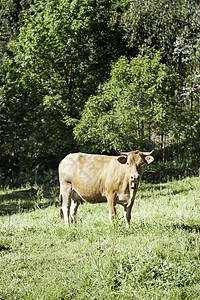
[0,177,200,299]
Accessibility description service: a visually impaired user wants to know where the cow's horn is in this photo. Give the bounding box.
[142,149,154,156]
[115,150,128,156]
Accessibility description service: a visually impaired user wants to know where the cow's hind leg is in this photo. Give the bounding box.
[70,199,80,223]
[60,182,72,225]
[59,194,64,219]
[107,193,116,224]
[70,190,82,223]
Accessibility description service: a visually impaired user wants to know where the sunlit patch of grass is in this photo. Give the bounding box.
[0,177,200,299]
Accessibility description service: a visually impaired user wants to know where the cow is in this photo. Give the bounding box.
[58,150,154,228]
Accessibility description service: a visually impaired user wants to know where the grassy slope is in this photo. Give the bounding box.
[0,177,200,300]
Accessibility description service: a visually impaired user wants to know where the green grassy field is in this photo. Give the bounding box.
[0,177,200,299]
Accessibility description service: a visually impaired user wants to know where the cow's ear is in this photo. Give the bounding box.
[144,155,154,164]
[117,156,127,164]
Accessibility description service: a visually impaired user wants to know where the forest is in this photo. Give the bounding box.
[0,0,199,185]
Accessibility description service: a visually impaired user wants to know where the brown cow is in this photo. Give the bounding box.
[58,150,154,228]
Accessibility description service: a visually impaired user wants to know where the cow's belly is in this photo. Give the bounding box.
[72,185,107,204]
[82,194,107,204]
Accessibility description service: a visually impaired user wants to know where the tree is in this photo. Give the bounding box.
[121,0,200,72]
[15,0,124,113]
[0,0,125,183]
[0,0,34,58]
[74,53,179,152]
[0,0,199,184]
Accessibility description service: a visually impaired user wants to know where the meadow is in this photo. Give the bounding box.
[0,177,200,300]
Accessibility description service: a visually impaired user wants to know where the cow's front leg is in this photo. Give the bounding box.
[124,202,134,229]
[107,193,116,224]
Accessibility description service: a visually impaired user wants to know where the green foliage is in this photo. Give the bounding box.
[0,177,200,299]
[74,53,179,151]
[121,0,200,71]
[0,0,125,183]
[0,0,33,58]
[0,0,199,183]
[15,0,123,108]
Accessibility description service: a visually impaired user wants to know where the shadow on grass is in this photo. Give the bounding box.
[172,223,200,233]
[127,222,200,235]
[0,189,58,216]
[139,184,193,199]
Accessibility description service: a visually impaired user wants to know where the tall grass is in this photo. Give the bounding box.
[0,177,200,299]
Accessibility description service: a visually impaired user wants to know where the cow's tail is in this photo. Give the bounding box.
[59,193,64,219]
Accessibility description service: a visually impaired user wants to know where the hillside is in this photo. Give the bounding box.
[0,177,199,299]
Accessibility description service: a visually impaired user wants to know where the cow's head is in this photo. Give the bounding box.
[117,150,154,184]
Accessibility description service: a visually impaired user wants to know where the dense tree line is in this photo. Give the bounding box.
[0,0,199,185]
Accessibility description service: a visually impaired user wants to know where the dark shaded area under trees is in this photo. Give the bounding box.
[0,0,199,186]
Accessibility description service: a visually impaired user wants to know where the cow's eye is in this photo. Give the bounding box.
[140,161,144,166]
